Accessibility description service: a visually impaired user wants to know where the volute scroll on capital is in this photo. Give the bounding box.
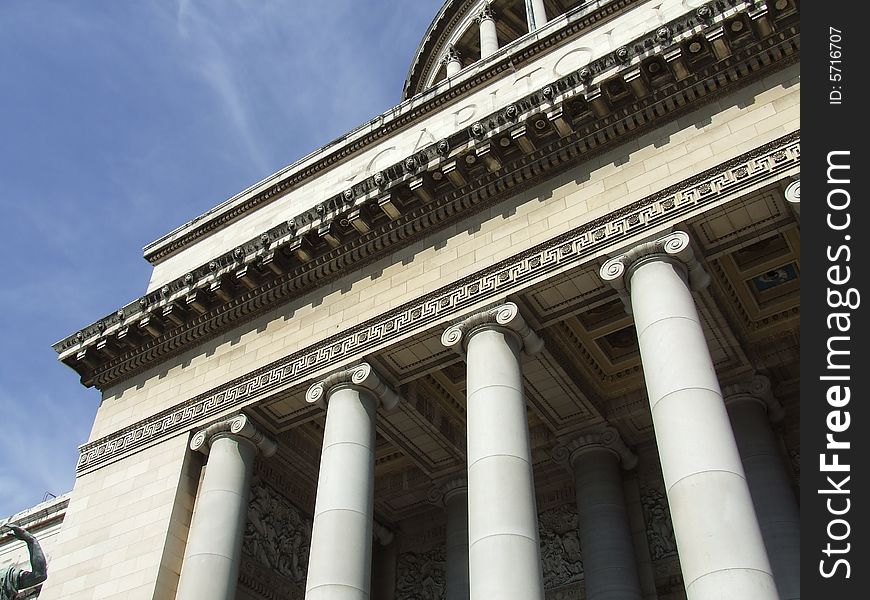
[784,179,800,205]
[599,231,710,310]
[305,362,401,411]
[722,374,785,423]
[426,476,468,507]
[441,301,544,357]
[190,413,277,457]
[553,425,638,471]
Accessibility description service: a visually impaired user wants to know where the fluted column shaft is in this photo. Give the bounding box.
[601,232,777,600]
[305,364,400,600]
[445,486,470,600]
[568,438,642,600]
[478,7,499,59]
[725,383,800,600]
[443,303,545,600]
[177,415,276,600]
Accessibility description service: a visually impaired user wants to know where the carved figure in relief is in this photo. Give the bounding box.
[641,488,678,560]
[243,482,312,584]
[395,545,446,600]
[538,505,583,589]
[0,525,48,600]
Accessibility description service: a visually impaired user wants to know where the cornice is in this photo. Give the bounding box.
[74,131,800,476]
[56,2,799,391]
[0,494,70,533]
[143,0,716,265]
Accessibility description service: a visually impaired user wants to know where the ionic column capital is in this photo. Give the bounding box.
[190,413,277,457]
[784,179,800,214]
[427,476,469,506]
[441,302,544,357]
[599,231,710,310]
[723,374,785,423]
[554,425,637,470]
[305,362,401,410]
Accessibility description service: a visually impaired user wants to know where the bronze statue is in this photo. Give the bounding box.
[0,524,48,600]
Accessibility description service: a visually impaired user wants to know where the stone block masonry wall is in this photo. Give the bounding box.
[37,435,197,600]
[89,64,799,442]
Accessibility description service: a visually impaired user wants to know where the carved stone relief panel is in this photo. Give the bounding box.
[239,479,313,600]
[640,487,678,561]
[635,443,678,564]
[394,516,448,600]
[538,504,584,592]
[395,545,448,600]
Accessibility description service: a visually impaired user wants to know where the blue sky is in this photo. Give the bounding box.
[0,0,443,518]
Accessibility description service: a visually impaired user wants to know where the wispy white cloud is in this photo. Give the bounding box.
[166,0,284,174]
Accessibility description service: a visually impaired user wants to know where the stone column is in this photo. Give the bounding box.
[444,45,463,77]
[304,363,400,600]
[477,5,499,59]
[526,0,549,30]
[176,414,277,600]
[600,231,777,600]
[371,522,398,600]
[556,427,643,600]
[430,478,470,600]
[724,376,800,600]
[442,302,546,600]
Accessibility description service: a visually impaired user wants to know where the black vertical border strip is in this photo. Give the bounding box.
[802,1,866,597]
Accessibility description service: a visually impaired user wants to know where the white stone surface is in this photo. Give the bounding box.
[446,57,463,78]
[305,385,379,600]
[479,12,499,59]
[176,434,256,600]
[627,254,777,600]
[529,0,549,30]
[463,327,545,600]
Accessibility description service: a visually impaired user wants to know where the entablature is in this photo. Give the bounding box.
[55,0,799,391]
[143,0,647,270]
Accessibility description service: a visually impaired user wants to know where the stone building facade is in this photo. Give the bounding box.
[38,1,800,599]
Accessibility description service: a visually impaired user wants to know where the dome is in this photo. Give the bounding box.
[403,0,589,100]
